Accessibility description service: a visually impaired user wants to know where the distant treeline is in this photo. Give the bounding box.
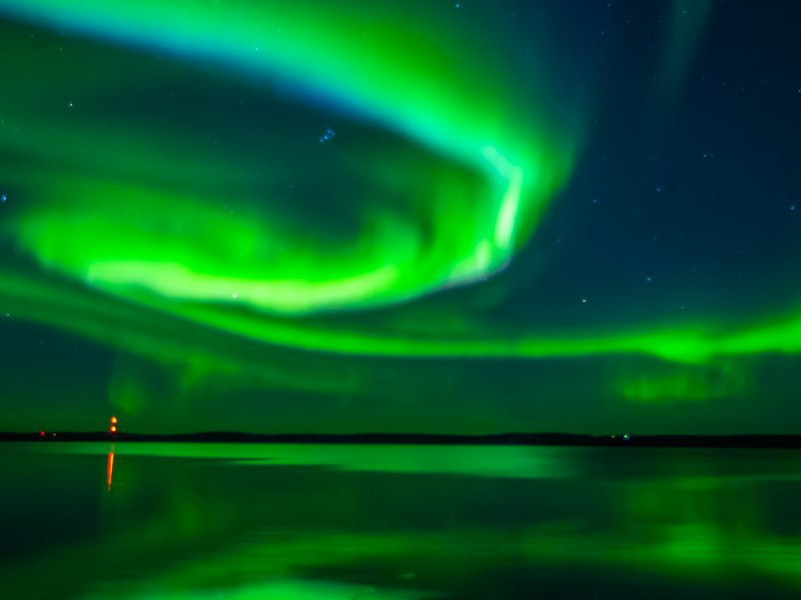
[2,431,801,448]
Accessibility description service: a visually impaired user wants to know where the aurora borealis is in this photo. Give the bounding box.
[1,0,800,433]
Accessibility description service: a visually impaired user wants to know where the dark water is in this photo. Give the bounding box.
[2,443,801,599]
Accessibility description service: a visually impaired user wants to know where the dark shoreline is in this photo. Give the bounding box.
[3,431,801,448]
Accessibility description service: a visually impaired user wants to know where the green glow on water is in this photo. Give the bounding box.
[5,444,801,598]
[83,579,431,600]
[51,442,576,479]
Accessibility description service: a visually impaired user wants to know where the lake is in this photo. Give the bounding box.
[2,443,801,598]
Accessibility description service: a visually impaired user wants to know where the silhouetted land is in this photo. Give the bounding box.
[3,431,801,447]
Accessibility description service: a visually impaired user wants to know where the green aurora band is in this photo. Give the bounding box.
[0,0,573,314]
[0,0,798,419]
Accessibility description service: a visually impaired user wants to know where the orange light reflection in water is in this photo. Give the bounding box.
[106,448,115,491]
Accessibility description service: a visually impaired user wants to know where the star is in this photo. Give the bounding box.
[581,298,588,304]
[0,194,6,203]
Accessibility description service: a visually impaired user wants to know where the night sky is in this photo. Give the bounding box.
[1,0,800,434]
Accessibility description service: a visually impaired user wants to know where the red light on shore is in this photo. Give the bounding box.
[39,430,45,437]
[110,416,118,425]
[110,425,117,434]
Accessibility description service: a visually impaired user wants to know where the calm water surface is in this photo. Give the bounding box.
[2,443,801,599]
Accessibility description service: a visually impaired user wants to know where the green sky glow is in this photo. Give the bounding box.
[0,0,799,433]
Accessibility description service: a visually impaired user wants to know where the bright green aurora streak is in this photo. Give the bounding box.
[0,0,797,425]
